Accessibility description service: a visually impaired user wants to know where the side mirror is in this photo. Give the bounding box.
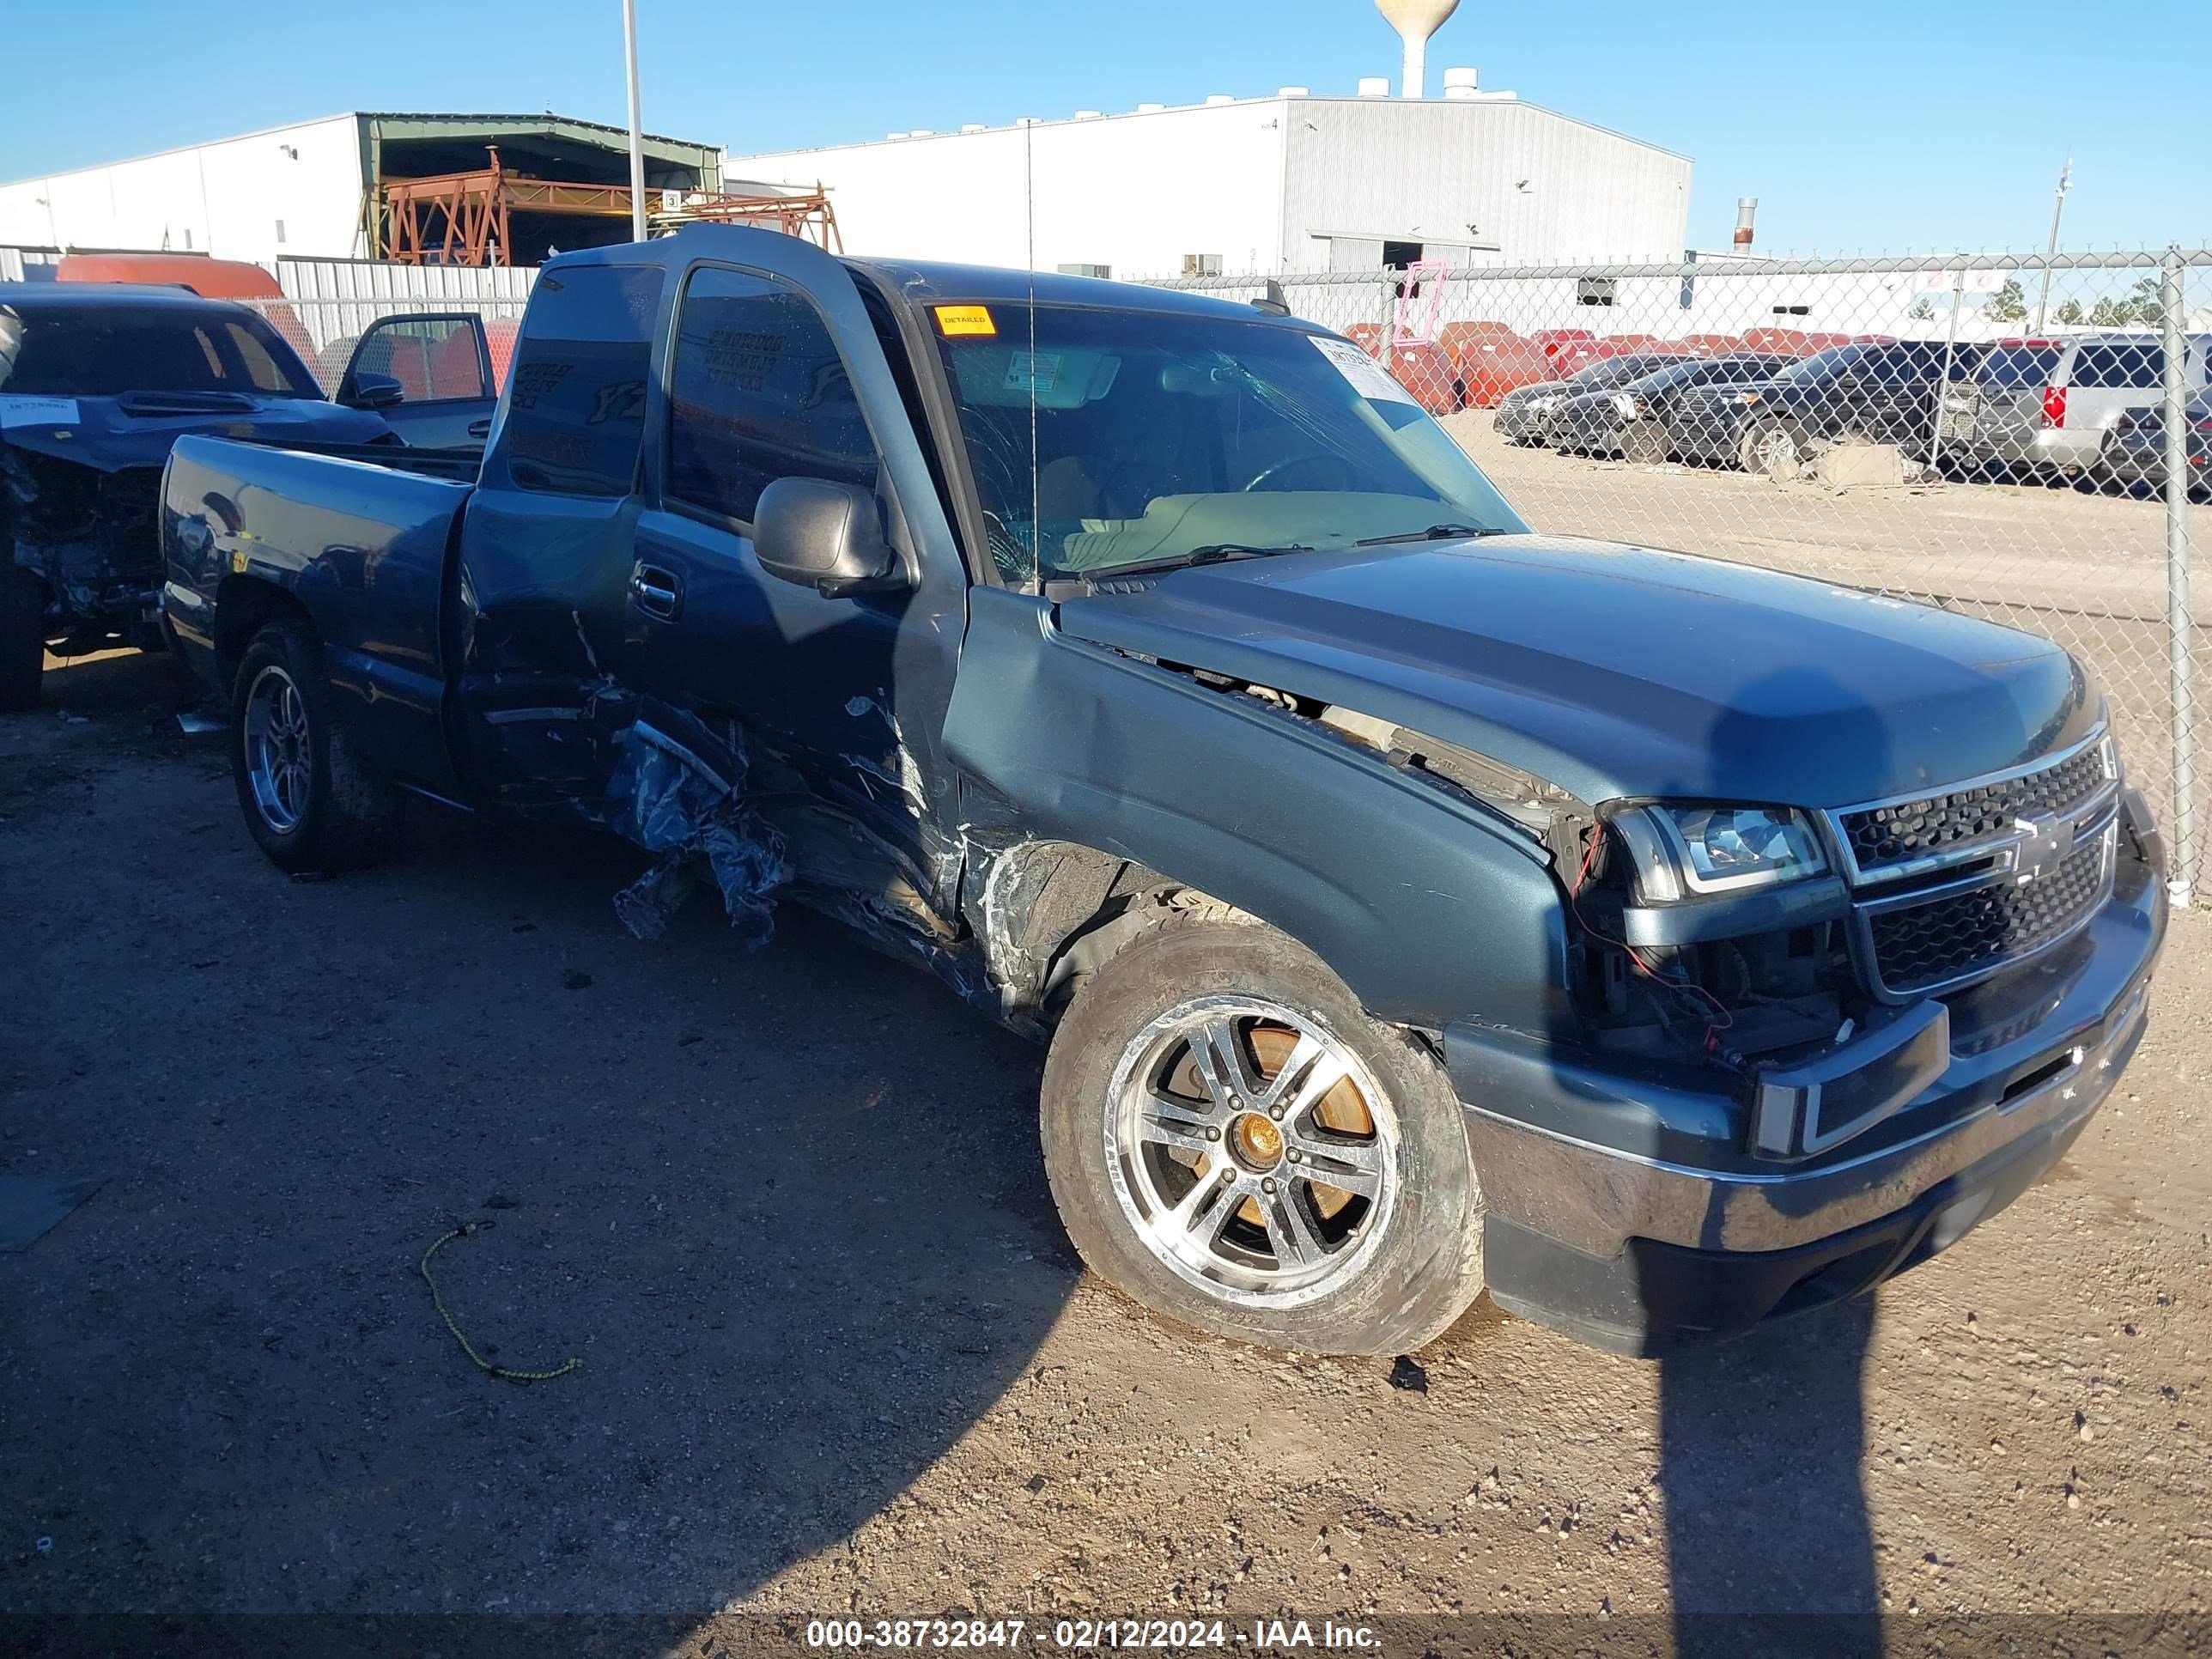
[343,372,405,410]
[753,478,908,599]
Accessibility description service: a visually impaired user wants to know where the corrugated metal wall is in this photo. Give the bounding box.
[270,258,538,359]
[276,258,536,306]
[1282,100,1692,270]
[0,247,62,283]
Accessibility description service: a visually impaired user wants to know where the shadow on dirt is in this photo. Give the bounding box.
[36,646,199,721]
[3,658,1077,1627]
[1657,1299,1881,1652]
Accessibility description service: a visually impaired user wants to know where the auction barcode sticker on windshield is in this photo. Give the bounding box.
[0,396,81,428]
[1310,337,1415,405]
[1004,352,1062,394]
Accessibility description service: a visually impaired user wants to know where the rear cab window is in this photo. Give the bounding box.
[495,264,665,497]
[1977,344,2063,388]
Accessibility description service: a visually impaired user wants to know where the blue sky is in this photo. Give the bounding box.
[1,0,2202,254]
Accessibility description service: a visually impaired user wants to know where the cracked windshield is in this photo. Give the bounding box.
[932,302,1526,586]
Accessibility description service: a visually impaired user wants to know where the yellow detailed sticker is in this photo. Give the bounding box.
[933,304,997,337]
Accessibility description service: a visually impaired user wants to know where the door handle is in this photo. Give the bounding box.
[629,562,684,620]
[466,418,492,441]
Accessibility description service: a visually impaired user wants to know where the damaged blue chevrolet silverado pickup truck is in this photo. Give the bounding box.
[158,227,2166,1358]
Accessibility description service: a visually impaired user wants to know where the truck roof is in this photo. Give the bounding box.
[0,281,267,319]
[538,225,1312,329]
[846,258,1309,325]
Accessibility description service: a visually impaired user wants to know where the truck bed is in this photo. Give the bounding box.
[161,434,477,796]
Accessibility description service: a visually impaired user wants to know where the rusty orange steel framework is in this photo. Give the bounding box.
[380,148,842,265]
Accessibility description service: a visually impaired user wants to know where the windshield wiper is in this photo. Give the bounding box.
[1354,523,1510,547]
[1079,543,1312,581]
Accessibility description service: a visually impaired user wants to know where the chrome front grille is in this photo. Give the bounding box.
[1826,728,2122,1001]
[1863,824,2117,998]
[1829,731,2116,884]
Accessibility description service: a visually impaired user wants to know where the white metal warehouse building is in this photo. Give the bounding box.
[0,112,724,268]
[730,81,1691,279]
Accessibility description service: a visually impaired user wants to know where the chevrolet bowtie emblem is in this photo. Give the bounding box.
[2013,811,2076,884]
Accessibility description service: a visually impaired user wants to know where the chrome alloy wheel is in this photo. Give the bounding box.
[1753,422,1802,475]
[242,663,311,833]
[1103,995,1398,1308]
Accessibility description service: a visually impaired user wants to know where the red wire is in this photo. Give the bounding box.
[1568,826,1735,1050]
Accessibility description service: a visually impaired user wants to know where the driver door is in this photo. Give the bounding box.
[337,313,497,449]
[617,240,975,919]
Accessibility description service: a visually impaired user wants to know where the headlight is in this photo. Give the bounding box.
[1736,391,1764,405]
[1612,804,1829,901]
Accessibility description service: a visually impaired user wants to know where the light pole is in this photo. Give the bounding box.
[623,0,648,243]
[2034,158,2072,331]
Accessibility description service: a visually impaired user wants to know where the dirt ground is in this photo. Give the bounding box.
[2,647,2207,1655]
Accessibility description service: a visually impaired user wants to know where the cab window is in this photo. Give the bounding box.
[499,264,665,499]
[665,266,878,526]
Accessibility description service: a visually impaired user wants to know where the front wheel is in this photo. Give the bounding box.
[231,621,400,872]
[1741,416,1809,477]
[1621,423,1668,465]
[1040,916,1486,1355]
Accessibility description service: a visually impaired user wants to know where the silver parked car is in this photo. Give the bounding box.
[1941,331,2212,478]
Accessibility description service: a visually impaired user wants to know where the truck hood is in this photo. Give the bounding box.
[0,392,393,472]
[1054,536,2097,808]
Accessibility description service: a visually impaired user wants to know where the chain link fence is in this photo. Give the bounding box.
[240,293,531,399]
[1141,250,2209,899]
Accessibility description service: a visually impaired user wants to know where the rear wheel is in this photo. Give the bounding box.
[1040,916,1486,1355]
[230,621,400,872]
[0,566,46,713]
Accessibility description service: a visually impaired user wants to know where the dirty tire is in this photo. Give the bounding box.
[1621,424,1668,465]
[0,566,46,713]
[230,621,400,873]
[1740,416,1808,477]
[1041,917,1485,1356]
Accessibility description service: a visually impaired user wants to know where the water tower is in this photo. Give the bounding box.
[1375,0,1461,99]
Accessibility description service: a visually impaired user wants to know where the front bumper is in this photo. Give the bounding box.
[1448,864,2166,1355]
[1960,426,2103,472]
[2106,436,2207,487]
[1550,406,1627,453]
[1668,408,1750,464]
[1493,400,1560,443]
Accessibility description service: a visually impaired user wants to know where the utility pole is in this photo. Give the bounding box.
[2033,158,2072,331]
[623,0,648,243]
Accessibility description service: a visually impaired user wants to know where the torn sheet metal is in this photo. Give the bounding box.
[596,720,792,945]
[837,689,931,821]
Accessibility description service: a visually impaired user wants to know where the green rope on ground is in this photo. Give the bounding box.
[418,1221,584,1384]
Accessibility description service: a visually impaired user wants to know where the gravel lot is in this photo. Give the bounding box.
[3,649,2207,1655]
